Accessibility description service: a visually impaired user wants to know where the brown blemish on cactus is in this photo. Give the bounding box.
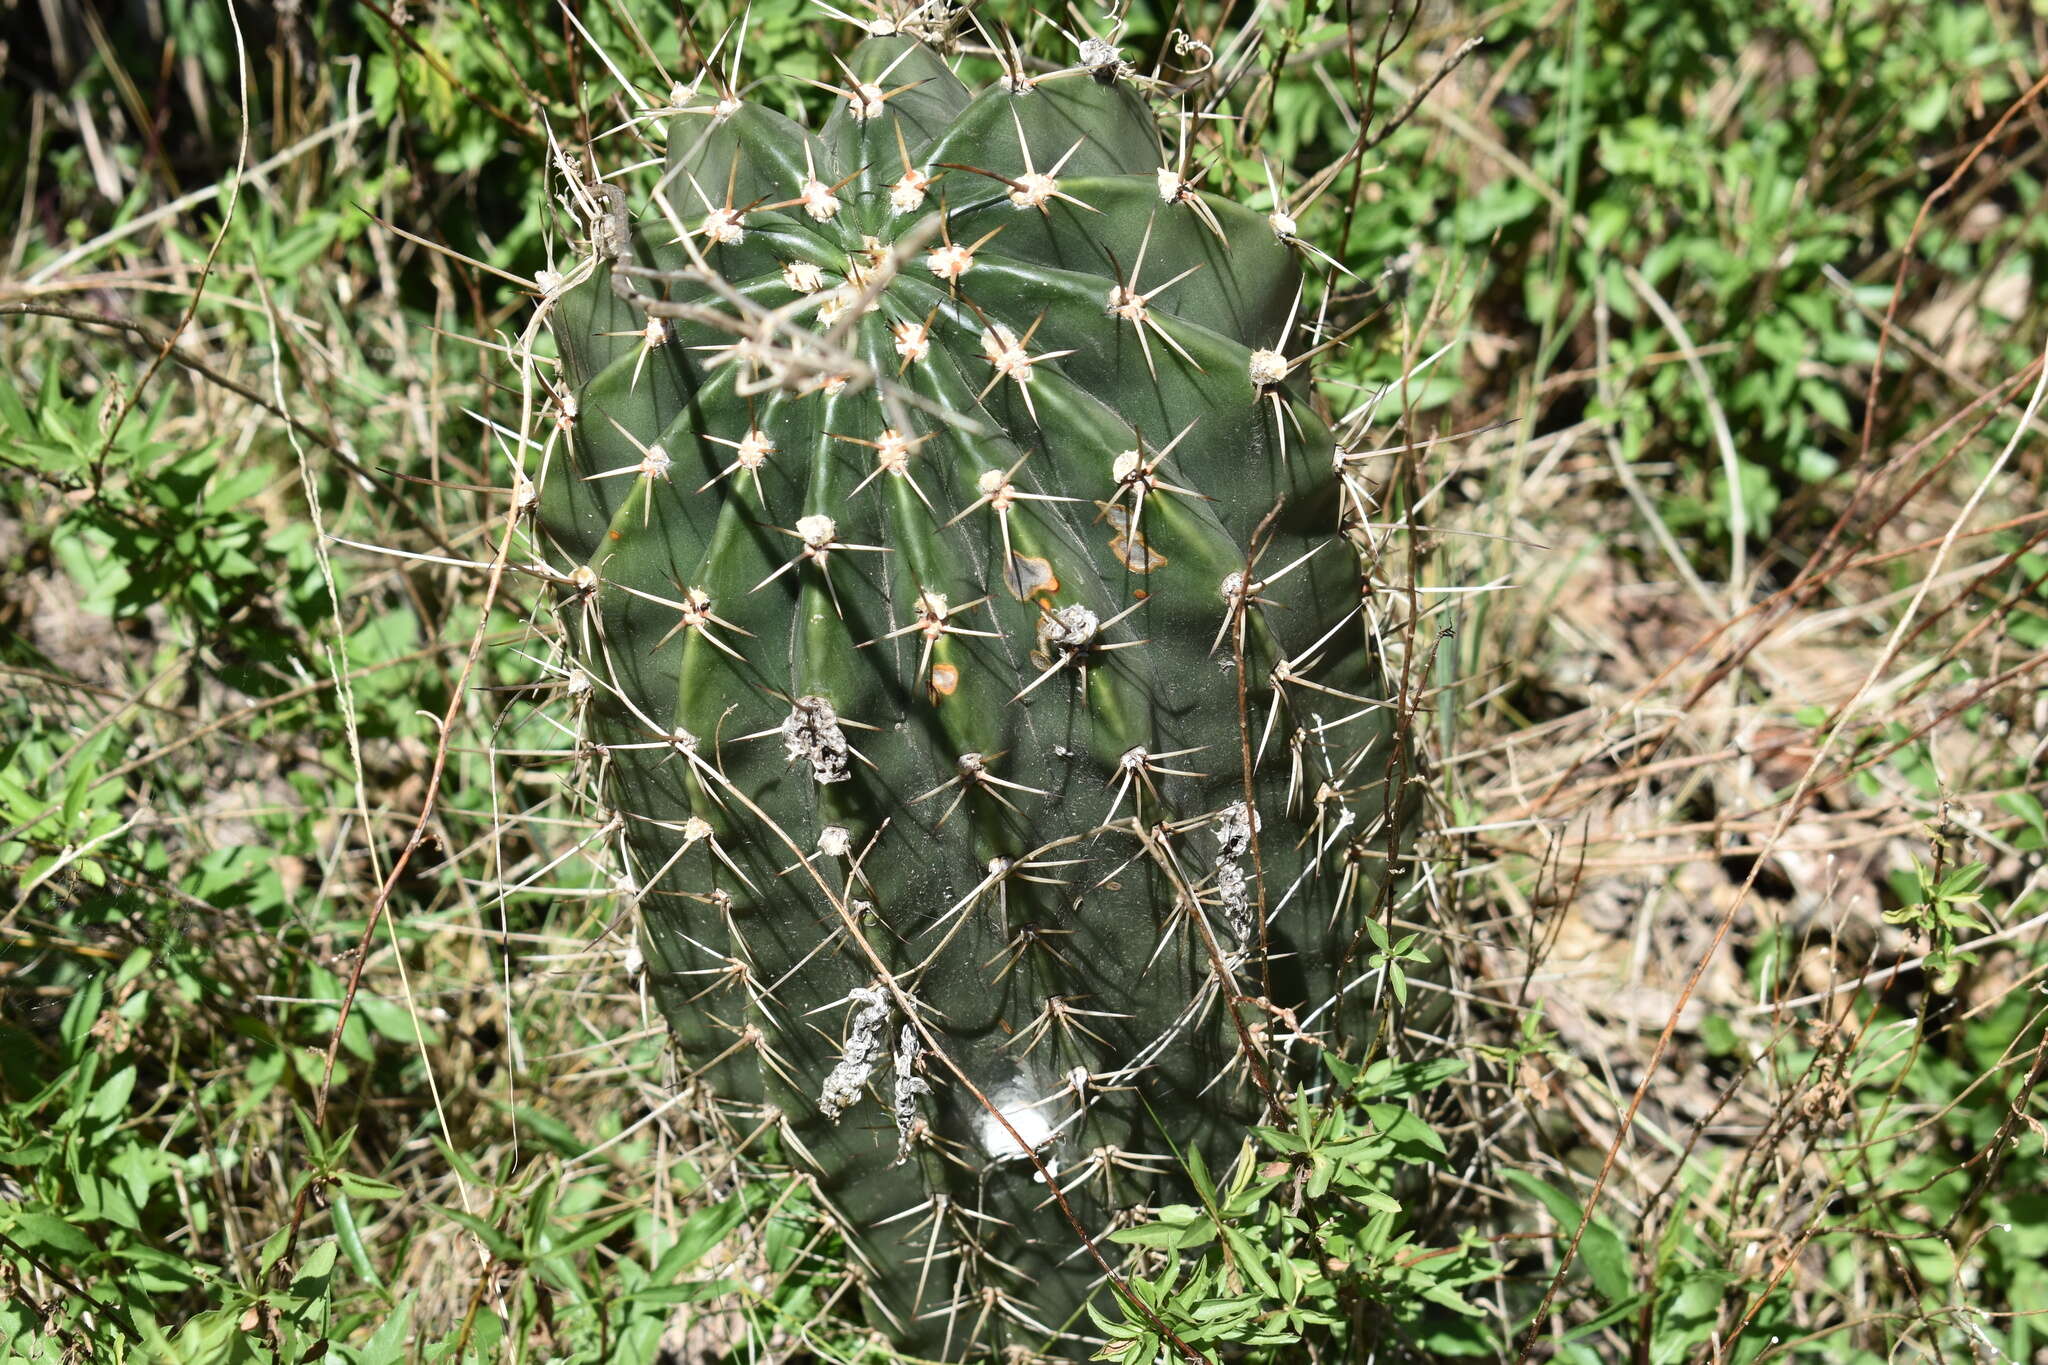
[1098,504,1165,574]
[929,663,959,701]
[1002,553,1057,601]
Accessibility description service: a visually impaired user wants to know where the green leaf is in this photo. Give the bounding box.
[434,1205,520,1262]
[331,1191,383,1291]
[333,1171,404,1201]
[348,1293,414,1365]
[1500,1170,1632,1301]
[653,1194,750,1277]
[0,1209,95,1257]
[540,1210,635,1258]
[84,1065,139,1125]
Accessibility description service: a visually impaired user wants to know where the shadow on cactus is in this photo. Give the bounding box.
[518,14,1423,1360]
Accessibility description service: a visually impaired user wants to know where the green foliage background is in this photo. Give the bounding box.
[2,0,2044,1361]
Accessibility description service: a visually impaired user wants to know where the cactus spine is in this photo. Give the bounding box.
[530,18,1412,1360]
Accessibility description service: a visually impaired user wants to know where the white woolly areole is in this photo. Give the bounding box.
[799,178,841,221]
[890,170,930,214]
[796,513,837,547]
[639,445,673,479]
[815,288,857,327]
[781,259,824,293]
[874,428,916,471]
[700,207,745,245]
[846,82,886,121]
[981,323,1038,383]
[1155,166,1183,203]
[926,242,975,281]
[734,428,773,468]
[1008,172,1058,211]
[1248,348,1291,386]
[1268,208,1299,240]
[816,825,853,858]
[892,319,931,364]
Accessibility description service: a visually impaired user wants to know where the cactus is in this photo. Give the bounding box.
[529,18,1414,1360]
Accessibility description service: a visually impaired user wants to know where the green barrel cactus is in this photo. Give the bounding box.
[529,21,1412,1360]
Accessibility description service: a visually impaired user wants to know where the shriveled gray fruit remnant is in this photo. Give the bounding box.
[890,1024,931,1164]
[1216,801,1259,942]
[784,695,853,784]
[820,986,890,1119]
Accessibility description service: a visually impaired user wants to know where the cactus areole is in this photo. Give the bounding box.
[537,30,1413,1361]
